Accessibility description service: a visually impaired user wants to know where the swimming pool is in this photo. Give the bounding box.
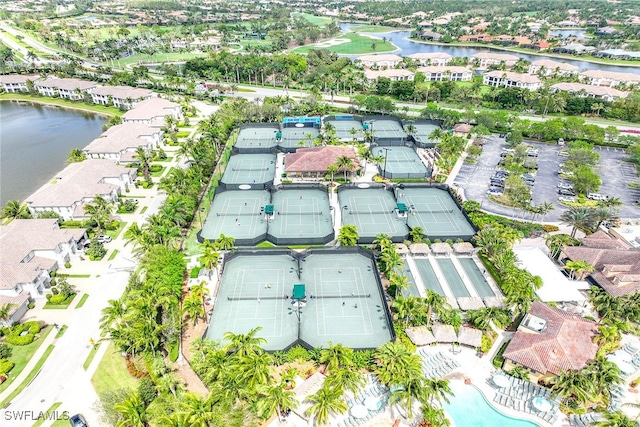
[444,381,540,427]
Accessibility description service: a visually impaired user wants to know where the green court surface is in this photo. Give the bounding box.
[206,250,394,350]
[367,119,407,141]
[268,188,334,245]
[200,190,269,245]
[235,126,279,151]
[437,258,470,298]
[338,187,408,243]
[327,119,364,141]
[414,258,445,295]
[412,123,440,147]
[371,146,430,179]
[458,257,495,297]
[279,127,319,150]
[221,154,276,187]
[399,187,476,241]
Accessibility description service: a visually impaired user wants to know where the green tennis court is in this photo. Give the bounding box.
[221,154,276,187]
[235,126,279,150]
[206,250,394,351]
[368,119,407,141]
[268,188,334,245]
[371,146,430,179]
[399,187,476,241]
[338,187,408,243]
[279,127,319,150]
[328,119,364,141]
[412,122,440,147]
[200,190,269,245]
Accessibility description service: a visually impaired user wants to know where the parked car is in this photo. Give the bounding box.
[558,151,569,157]
[69,414,88,427]
[490,180,505,188]
[557,182,574,190]
[558,188,575,196]
[95,235,112,244]
[558,196,576,203]
[487,188,504,196]
[588,193,607,201]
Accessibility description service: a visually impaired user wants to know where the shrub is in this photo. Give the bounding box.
[49,294,69,305]
[352,349,374,370]
[51,288,59,295]
[138,377,157,406]
[64,261,71,268]
[190,266,202,279]
[149,164,162,173]
[0,343,12,359]
[6,334,34,346]
[286,345,311,363]
[0,359,15,375]
[125,356,148,378]
[27,302,35,309]
[480,333,494,353]
[543,224,559,232]
[168,342,179,362]
[25,321,41,334]
[46,294,52,301]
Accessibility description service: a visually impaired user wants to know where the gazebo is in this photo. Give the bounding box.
[483,296,505,308]
[394,243,410,257]
[453,242,475,255]
[405,326,436,346]
[457,297,485,310]
[409,243,431,256]
[431,242,452,256]
[457,326,483,348]
[432,323,457,343]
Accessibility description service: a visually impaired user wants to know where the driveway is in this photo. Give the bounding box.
[454,136,640,222]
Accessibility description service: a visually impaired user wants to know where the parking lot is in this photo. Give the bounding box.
[454,135,640,222]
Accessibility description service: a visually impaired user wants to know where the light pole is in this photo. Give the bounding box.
[288,303,302,341]
[198,207,205,227]
[382,147,390,179]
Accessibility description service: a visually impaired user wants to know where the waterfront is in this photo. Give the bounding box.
[0,100,107,206]
[339,24,640,74]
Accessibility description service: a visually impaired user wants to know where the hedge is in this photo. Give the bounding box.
[6,334,35,346]
[0,359,15,375]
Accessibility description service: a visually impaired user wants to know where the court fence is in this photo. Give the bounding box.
[211,246,396,351]
[370,144,433,180]
[403,119,443,148]
[363,114,408,146]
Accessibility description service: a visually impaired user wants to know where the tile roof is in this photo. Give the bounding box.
[25,160,134,208]
[357,54,403,63]
[581,70,640,83]
[503,301,598,375]
[530,59,579,72]
[35,77,96,91]
[551,82,629,99]
[122,97,180,121]
[416,65,472,75]
[92,85,153,100]
[0,74,39,84]
[485,71,542,84]
[85,122,160,154]
[364,69,415,80]
[472,52,519,61]
[285,146,360,173]
[407,52,452,60]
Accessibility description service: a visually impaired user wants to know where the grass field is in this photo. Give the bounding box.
[293,32,396,54]
[83,343,101,370]
[32,402,62,427]
[0,326,53,394]
[91,342,138,397]
[107,52,206,67]
[292,12,333,26]
[44,294,77,309]
[75,293,90,308]
[0,93,120,116]
[0,344,55,407]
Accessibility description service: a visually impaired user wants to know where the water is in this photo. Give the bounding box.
[338,23,640,74]
[0,101,108,206]
[549,29,587,39]
[445,381,540,427]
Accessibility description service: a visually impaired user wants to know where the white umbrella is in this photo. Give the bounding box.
[492,374,510,388]
[531,396,552,412]
[351,404,368,419]
[364,396,381,411]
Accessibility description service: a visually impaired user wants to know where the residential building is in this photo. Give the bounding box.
[84,122,163,162]
[553,43,596,55]
[596,49,640,60]
[551,82,629,101]
[356,54,403,69]
[407,52,452,66]
[561,230,640,297]
[0,74,38,93]
[459,33,493,43]
[122,97,182,126]
[502,301,598,382]
[285,146,360,178]
[91,85,154,109]
[471,52,519,68]
[528,59,579,76]
[34,78,96,100]
[364,69,415,85]
[483,71,542,91]
[580,70,640,88]
[0,219,87,324]
[594,26,618,36]
[25,160,136,220]
[418,31,443,41]
[416,66,473,82]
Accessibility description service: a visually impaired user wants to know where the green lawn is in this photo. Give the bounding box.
[57,273,91,278]
[0,326,53,394]
[32,402,62,427]
[294,32,396,54]
[291,12,333,26]
[108,52,206,67]
[0,344,55,407]
[140,206,148,214]
[75,293,90,308]
[83,343,101,370]
[55,325,68,338]
[104,221,126,240]
[91,343,138,397]
[0,93,120,116]
[108,249,119,261]
[43,294,77,309]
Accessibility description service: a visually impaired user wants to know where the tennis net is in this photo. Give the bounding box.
[231,167,270,171]
[216,212,262,217]
[226,293,372,301]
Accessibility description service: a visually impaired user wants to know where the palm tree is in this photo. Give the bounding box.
[546,233,576,260]
[215,233,235,251]
[421,405,451,427]
[409,226,424,243]
[389,272,411,298]
[114,392,149,427]
[335,155,355,182]
[564,259,595,280]
[560,206,597,238]
[338,224,358,246]
[83,195,114,233]
[537,201,555,221]
[183,291,206,326]
[134,147,154,179]
[373,341,422,387]
[326,164,338,191]
[199,243,220,271]
[320,342,354,373]
[99,298,126,331]
[379,249,403,278]
[223,326,266,357]
[1,200,32,220]
[389,376,425,418]
[596,411,638,427]
[424,290,449,327]
[551,369,596,409]
[305,384,348,426]
[256,382,297,420]
[67,148,86,163]
[423,377,453,406]
[465,307,511,331]
[593,206,620,229]
[0,303,15,326]
[324,367,365,395]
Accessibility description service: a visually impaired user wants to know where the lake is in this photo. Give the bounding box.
[0,101,108,206]
[339,24,640,75]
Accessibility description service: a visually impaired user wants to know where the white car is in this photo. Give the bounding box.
[558,196,576,203]
[588,193,607,201]
[95,235,112,243]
